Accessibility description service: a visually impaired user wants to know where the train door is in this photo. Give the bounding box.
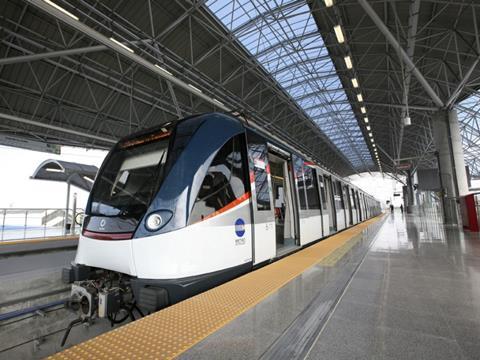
[317,174,329,236]
[344,185,352,226]
[334,180,346,230]
[363,195,369,218]
[293,158,322,246]
[268,149,298,255]
[350,188,357,224]
[356,191,362,221]
[324,176,337,232]
[246,131,276,265]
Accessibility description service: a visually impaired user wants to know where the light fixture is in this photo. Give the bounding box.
[334,25,345,43]
[369,133,373,137]
[109,37,134,53]
[45,167,63,173]
[372,143,376,148]
[357,94,363,102]
[351,78,359,88]
[366,125,371,131]
[145,210,172,232]
[154,64,173,76]
[324,0,334,7]
[344,55,353,69]
[43,0,79,20]
[403,116,411,126]
[146,213,163,231]
[364,117,369,123]
[360,106,366,114]
[188,84,202,93]
[371,138,374,143]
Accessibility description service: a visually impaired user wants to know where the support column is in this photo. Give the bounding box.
[448,110,469,196]
[405,169,415,213]
[433,109,469,224]
[65,181,71,235]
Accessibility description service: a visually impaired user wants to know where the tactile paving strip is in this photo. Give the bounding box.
[318,228,368,266]
[49,215,383,360]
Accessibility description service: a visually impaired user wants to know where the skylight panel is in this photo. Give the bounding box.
[206,0,373,169]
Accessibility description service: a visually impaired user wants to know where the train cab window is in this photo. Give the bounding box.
[89,132,170,221]
[189,135,247,223]
[304,166,320,210]
[293,156,308,210]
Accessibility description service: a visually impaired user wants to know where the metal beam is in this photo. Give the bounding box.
[25,0,232,113]
[0,112,116,144]
[0,40,152,66]
[365,101,438,112]
[357,0,444,108]
[445,55,480,108]
[397,0,421,161]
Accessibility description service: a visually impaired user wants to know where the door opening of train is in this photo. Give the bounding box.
[268,150,297,255]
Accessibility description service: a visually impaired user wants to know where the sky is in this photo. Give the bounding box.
[0,145,401,211]
[0,145,107,210]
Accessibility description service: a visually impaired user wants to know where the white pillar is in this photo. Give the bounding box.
[448,109,469,196]
[432,109,469,224]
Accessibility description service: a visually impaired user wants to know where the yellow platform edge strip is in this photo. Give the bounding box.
[50,214,384,360]
[0,235,78,246]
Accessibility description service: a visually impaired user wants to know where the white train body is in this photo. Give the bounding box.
[72,113,381,312]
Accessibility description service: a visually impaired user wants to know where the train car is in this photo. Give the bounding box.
[64,112,381,328]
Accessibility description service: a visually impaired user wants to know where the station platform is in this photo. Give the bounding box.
[48,210,480,360]
[0,235,78,256]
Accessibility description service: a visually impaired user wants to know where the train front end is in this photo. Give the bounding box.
[62,113,251,328]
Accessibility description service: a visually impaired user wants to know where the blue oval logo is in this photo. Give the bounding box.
[235,218,245,237]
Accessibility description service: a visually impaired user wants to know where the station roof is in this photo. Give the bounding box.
[1,0,480,178]
[31,159,98,191]
[310,0,480,177]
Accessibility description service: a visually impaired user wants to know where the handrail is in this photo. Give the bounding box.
[0,208,84,241]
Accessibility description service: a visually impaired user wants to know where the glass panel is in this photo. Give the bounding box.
[205,0,373,170]
[189,135,247,223]
[334,181,344,209]
[318,175,328,211]
[293,155,308,210]
[247,132,271,211]
[304,166,320,210]
[90,133,170,221]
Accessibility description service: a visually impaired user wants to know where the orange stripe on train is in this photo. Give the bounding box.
[201,192,251,221]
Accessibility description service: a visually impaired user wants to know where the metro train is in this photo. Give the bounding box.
[63,112,381,329]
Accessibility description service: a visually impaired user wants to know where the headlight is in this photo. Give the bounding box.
[146,213,163,231]
[144,210,172,232]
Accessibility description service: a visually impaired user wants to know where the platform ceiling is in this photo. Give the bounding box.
[1,0,480,178]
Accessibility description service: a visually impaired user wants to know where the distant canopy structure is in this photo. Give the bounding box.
[31,160,98,192]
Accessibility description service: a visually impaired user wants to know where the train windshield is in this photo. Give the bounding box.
[89,132,170,221]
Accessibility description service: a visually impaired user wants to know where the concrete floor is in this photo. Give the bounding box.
[181,210,480,360]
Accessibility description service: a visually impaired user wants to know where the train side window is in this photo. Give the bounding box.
[334,181,344,209]
[247,133,271,211]
[189,135,247,223]
[318,175,328,211]
[351,189,356,209]
[304,166,320,210]
[293,155,308,210]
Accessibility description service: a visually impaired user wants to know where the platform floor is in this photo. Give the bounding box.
[45,210,480,360]
[181,210,480,360]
